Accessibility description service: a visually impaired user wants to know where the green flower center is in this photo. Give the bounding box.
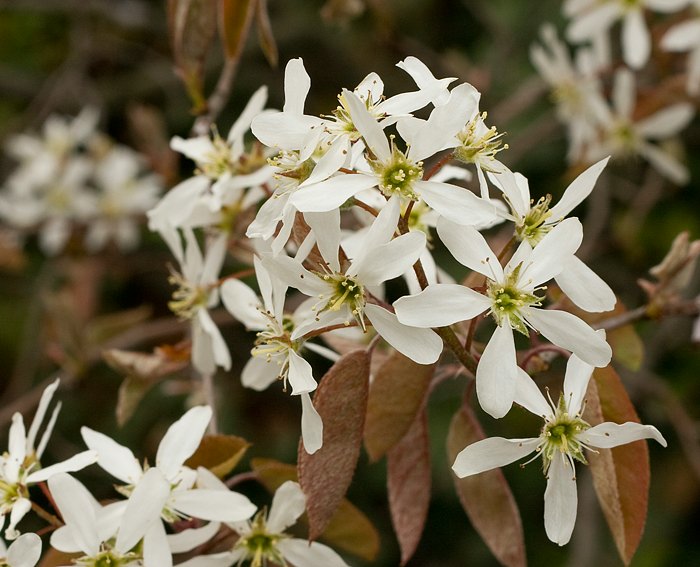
[454,112,507,172]
[315,272,367,330]
[75,549,138,567]
[167,270,210,320]
[516,195,553,245]
[486,265,543,336]
[234,511,288,567]
[370,145,423,200]
[539,394,591,471]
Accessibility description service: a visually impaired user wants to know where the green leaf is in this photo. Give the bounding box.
[298,349,370,541]
[251,458,380,561]
[584,366,651,565]
[446,400,526,567]
[388,409,431,566]
[364,351,435,462]
[185,434,251,478]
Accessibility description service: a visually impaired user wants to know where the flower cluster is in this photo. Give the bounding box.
[0,108,163,255]
[532,2,697,183]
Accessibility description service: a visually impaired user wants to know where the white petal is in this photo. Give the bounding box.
[172,489,257,522]
[267,481,306,533]
[513,368,551,417]
[476,324,518,418]
[393,284,490,327]
[613,68,636,120]
[26,378,59,455]
[290,173,378,213]
[156,406,212,480]
[303,209,341,272]
[7,533,42,567]
[288,350,317,395]
[241,356,280,391]
[264,255,326,297]
[637,142,689,185]
[524,308,612,367]
[283,58,310,115]
[521,218,583,287]
[170,136,215,163]
[555,255,616,312]
[342,89,390,161]
[167,521,222,553]
[227,85,268,146]
[644,0,689,12]
[549,157,609,220]
[279,538,350,567]
[452,436,540,477]
[81,427,143,484]
[580,422,667,448]
[251,111,321,150]
[636,103,695,139]
[26,450,97,483]
[5,498,31,540]
[563,354,595,416]
[417,180,499,227]
[301,137,350,187]
[566,4,620,42]
[8,414,26,463]
[436,218,503,280]
[365,304,442,364]
[174,553,237,567]
[622,10,650,69]
[47,473,99,556]
[544,454,578,546]
[300,393,324,454]
[489,168,530,219]
[353,231,426,286]
[116,467,171,553]
[661,19,700,51]
[220,279,266,330]
[143,522,172,567]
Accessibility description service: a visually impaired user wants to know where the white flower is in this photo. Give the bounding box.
[161,228,230,374]
[0,379,97,540]
[661,1,700,95]
[265,197,443,365]
[48,470,170,567]
[452,354,667,545]
[0,533,42,567]
[177,480,349,567]
[81,406,257,567]
[587,67,695,185]
[221,256,329,453]
[566,0,690,69]
[394,217,612,418]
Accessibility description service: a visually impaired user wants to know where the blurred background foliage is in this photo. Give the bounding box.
[0,1,699,566]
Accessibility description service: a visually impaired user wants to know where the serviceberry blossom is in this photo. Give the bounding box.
[565,0,690,69]
[81,406,257,567]
[0,379,97,540]
[452,354,667,545]
[394,217,612,418]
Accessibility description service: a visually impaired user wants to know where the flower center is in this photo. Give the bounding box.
[315,272,366,330]
[167,270,209,320]
[251,315,304,391]
[370,144,423,200]
[454,112,508,172]
[269,150,315,195]
[75,549,139,567]
[234,510,288,567]
[539,394,591,471]
[486,265,543,335]
[516,195,553,245]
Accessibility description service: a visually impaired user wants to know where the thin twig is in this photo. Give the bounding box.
[193,57,240,136]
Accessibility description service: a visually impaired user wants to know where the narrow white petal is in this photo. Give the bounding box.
[661,19,700,51]
[521,218,583,286]
[220,279,266,330]
[342,89,390,161]
[172,489,257,523]
[289,174,378,213]
[636,104,695,139]
[174,553,237,567]
[566,4,620,42]
[143,522,172,567]
[8,414,26,464]
[524,308,612,367]
[301,137,350,187]
[264,255,326,297]
[47,473,99,556]
[544,454,578,546]
[81,427,143,484]
[354,231,426,286]
[637,142,689,185]
[513,368,551,417]
[393,284,490,327]
[549,157,609,220]
[300,393,324,454]
[283,58,310,115]
[7,533,42,567]
[288,350,317,395]
[555,255,616,313]
[436,218,503,280]
[116,467,171,553]
[241,356,281,391]
[476,324,518,418]
[26,378,59,454]
[170,136,215,163]
[267,481,307,533]
[622,10,650,69]
[26,450,97,483]
[365,304,443,364]
[644,0,689,12]
[303,209,341,272]
[156,406,212,480]
[279,539,350,567]
[418,181,499,227]
[563,354,595,416]
[227,86,268,145]
[613,68,636,120]
[452,436,540,477]
[580,422,667,448]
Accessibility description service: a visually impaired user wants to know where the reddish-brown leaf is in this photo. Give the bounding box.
[185,434,250,478]
[251,458,380,561]
[446,401,526,567]
[220,0,257,61]
[388,409,431,566]
[364,351,435,462]
[298,349,370,540]
[255,0,278,67]
[584,366,651,565]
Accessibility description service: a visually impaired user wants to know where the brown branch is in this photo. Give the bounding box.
[193,57,241,137]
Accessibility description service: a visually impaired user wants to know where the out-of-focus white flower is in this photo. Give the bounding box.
[452,355,667,545]
[81,406,257,567]
[0,379,97,540]
[587,67,695,184]
[394,217,612,418]
[661,0,700,95]
[0,533,42,567]
[566,0,691,69]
